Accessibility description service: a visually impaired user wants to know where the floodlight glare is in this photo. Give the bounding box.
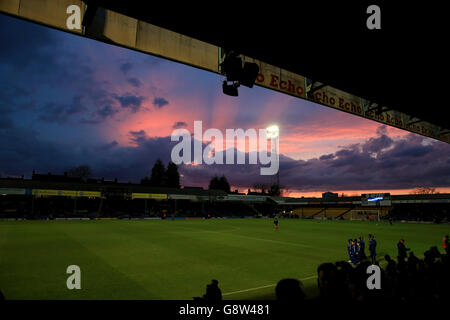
[266,125,279,138]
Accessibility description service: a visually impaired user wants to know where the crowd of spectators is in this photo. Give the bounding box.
[309,245,449,305]
[196,236,450,310]
[388,204,448,223]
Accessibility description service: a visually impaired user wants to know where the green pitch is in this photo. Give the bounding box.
[0,219,448,300]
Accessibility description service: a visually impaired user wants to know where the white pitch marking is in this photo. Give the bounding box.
[204,231,315,248]
[222,275,317,296]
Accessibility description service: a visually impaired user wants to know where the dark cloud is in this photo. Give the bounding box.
[280,132,450,191]
[98,141,118,151]
[120,62,132,74]
[179,129,450,192]
[38,103,67,123]
[0,15,128,127]
[0,82,36,121]
[127,77,141,88]
[388,140,433,158]
[1,124,449,191]
[376,125,388,136]
[129,130,147,145]
[79,104,119,124]
[0,15,58,71]
[172,121,188,129]
[130,130,146,136]
[362,134,394,155]
[153,97,169,108]
[0,83,32,107]
[0,115,14,129]
[114,94,145,113]
[96,105,118,118]
[0,121,174,182]
[319,154,335,161]
[38,96,87,123]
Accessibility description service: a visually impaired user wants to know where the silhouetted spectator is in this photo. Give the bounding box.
[369,234,377,264]
[443,235,449,255]
[275,278,305,302]
[317,263,348,303]
[359,236,366,260]
[354,238,361,262]
[347,239,356,264]
[202,279,222,302]
[196,239,450,309]
[397,239,410,260]
[407,251,419,269]
[385,254,397,275]
[429,246,442,263]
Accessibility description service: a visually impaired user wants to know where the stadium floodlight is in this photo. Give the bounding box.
[266,125,279,139]
[222,81,239,96]
[239,62,260,88]
[220,51,260,95]
[220,51,242,82]
[82,3,98,28]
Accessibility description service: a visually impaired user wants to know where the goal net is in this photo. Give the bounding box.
[349,209,381,221]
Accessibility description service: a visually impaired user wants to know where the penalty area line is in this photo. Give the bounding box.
[222,275,317,296]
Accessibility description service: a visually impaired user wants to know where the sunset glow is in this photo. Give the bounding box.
[1,14,449,196]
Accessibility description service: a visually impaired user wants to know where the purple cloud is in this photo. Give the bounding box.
[114,94,145,113]
[172,121,187,129]
[120,62,132,74]
[153,97,169,108]
[127,77,141,88]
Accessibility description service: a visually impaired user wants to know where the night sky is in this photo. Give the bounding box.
[1,14,449,197]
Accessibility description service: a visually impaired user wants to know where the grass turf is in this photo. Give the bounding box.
[0,218,448,300]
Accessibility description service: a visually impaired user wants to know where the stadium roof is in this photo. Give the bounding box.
[86,1,448,131]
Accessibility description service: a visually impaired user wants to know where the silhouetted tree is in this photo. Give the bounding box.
[252,183,267,194]
[269,183,281,196]
[141,176,150,185]
[166,161,180,188]
[411,187,439,194]
[67,165,91,181]
[209,175,231,193]
[150,159,166,187]
[209,176,220,190]
[218,175,231,193]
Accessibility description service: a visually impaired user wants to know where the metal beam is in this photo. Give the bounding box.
[307,83,327,99]
[407,119,424,126]
[366,104,391,115]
